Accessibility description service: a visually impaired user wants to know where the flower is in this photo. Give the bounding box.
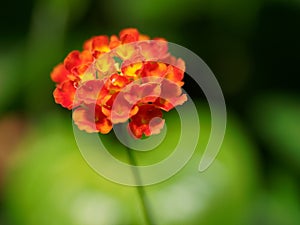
[51,28,187,138]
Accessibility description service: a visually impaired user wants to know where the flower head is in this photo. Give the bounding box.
[51,28,187,138]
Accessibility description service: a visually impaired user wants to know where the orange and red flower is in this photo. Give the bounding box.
[51,28,187,138]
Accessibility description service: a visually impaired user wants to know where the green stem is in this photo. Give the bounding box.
[126,147,155,225]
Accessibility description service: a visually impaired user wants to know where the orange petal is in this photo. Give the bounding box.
[141,62,167,78]
[83,37,94,51]
[164,66,184,86]
[76,80,106,105]
[64,51,81,73]
[154,94,187,111]
[73,104,112,134]
[109,35,121,49]
[122,62,143,78]
[160,79,182,99]
[64,50,93,75]
[115,44,137,60]
[123,83,161,105]
[138,34,150,41]
[105,73,130,92]
[92,35,110,56]
[110,93,133,124]
[50,63,69,84]
[119,28,139,43]
[139,40,169,61]
[94,54,116,78]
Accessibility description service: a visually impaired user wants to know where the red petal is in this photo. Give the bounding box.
[64,50,93,75]
[129,104,164,138]
[64,51,81,73]
[105,73,130,92]
[154,95,187,111]
[141,62,167,78]
[53,81,77,110]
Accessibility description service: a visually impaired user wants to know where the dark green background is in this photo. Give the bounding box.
[0,0,300,224]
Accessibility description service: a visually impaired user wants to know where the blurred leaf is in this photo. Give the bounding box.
[3,103,259,225]
[110,0,260,31]
[24,0,90,115]
[0,45,24,113]
[146,104,260,225]
[4,113,140,225]
[245,171,300,225]
[250,93,300,169]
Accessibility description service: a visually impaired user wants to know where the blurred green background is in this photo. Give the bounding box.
[1,0,300,224]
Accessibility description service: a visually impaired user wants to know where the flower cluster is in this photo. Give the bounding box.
[51,28,187,138]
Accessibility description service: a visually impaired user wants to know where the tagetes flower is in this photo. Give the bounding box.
[51,28,187,138]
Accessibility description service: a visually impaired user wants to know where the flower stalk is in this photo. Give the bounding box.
[126,147,155,225]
